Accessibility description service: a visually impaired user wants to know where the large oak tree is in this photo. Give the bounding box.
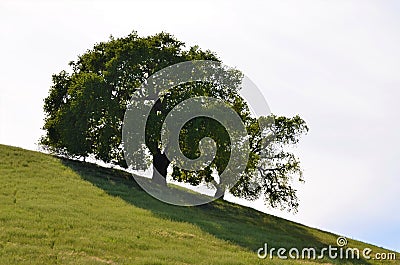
[41,31,308,211]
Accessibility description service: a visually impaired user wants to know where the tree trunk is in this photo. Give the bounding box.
[152,152,170,186]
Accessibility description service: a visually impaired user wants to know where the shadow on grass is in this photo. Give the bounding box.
[61,158,372,265]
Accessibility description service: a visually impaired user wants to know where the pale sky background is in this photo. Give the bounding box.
[0,0,399,252]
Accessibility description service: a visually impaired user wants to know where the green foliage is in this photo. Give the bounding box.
[42,31,218,164]
[41,31,309,211]
[231,114,309,211]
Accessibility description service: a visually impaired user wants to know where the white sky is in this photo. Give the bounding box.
[0,0,399,252]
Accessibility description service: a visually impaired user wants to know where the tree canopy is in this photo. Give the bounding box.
[41,31,308,211]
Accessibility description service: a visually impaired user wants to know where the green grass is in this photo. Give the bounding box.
[0,144,398,264]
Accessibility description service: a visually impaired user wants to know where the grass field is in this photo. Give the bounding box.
[0,144,398,264]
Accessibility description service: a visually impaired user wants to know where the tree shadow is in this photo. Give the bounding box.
[60,158,373,265]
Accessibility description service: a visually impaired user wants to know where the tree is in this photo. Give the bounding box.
[41,31,308,211]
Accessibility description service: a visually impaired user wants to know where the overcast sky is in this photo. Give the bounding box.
[0,0,399,252]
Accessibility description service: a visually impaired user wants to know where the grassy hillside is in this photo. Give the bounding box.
[0,144,398,265]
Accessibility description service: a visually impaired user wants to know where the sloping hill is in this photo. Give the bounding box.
[0,144,398,264]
